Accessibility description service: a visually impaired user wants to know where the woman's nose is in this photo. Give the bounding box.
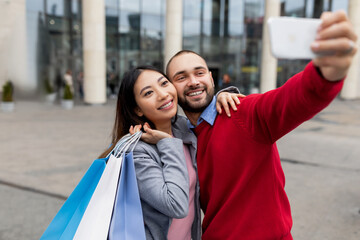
[157,89,169,99]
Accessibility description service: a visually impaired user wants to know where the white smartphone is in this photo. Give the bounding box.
[267,17,322,59]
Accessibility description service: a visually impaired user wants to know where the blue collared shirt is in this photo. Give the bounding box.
[187,97,218,129]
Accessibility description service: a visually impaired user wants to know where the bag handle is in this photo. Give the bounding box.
[115,131,142,158]
[130,131,142,152]
[110,131,142,158]
[106,132,136,159]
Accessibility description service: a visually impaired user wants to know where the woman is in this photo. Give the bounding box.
[99,66,240,240]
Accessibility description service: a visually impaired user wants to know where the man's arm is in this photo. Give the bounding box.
[234,11,357,144]
[236,62,343,144]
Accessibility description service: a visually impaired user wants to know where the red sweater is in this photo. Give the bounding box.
[193,62,343,240]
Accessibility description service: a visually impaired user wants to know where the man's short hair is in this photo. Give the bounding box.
[165,50,208,78]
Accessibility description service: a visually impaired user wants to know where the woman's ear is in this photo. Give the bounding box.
[134,106,144,117]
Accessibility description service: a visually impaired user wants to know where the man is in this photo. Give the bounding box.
[166,11,357,240]
[221,73,232,90]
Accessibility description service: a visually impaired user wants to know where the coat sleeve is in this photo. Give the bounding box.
[234,62,344,144]
[132,138,190,219]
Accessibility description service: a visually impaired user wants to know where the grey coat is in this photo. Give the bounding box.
[131,116,201,240]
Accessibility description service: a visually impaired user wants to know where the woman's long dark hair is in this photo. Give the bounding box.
[99,66,174,158]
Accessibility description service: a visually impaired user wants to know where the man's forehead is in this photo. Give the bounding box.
[175,52,205,62]
[169,53,207,72]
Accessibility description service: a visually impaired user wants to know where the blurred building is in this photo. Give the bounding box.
[0,0,359,102]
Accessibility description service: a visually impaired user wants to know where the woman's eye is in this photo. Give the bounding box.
[161,80,169,86]
[144,90,153,97]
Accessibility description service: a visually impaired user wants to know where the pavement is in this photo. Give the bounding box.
[0,97,359,240]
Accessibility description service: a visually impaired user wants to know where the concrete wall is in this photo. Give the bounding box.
[164,0,183,71]
[341,0,360,99]
[260,0,280,93]
[82,0,106,104]
[0,0,30,96]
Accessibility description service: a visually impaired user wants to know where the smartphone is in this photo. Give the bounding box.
[267,17,322,59]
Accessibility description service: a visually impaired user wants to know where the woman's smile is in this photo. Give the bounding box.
[158,99,174,110]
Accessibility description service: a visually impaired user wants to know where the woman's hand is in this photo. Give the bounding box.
[216,92,245,117]
[129,124,142,135]
[129,123,172,144]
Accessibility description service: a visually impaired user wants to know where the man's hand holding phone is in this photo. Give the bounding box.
[311,10,357,81]
[268,10,357,81]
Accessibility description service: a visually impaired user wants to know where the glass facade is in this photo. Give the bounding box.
[26,0,349,96]
[183,0,265,93]
[105,0,165,88]
[27,0,82,94]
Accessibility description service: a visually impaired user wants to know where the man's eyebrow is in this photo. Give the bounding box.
[194,66,207,71]
[172,70,186,79]
[172,66,207,79]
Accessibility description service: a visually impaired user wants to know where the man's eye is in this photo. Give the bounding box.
[196,72,204,76]
[177,76,186,81]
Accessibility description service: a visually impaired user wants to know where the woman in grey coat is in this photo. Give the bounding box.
[99,66,239,240]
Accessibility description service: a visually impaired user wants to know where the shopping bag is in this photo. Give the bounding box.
[73,132,142,240]
[40,133,138,240]
[40,158,107,240]
[108,152,146,239]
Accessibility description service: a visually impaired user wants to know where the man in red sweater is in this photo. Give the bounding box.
[166,11,357,239]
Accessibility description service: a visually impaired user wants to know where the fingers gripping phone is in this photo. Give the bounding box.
[267,17,322,59]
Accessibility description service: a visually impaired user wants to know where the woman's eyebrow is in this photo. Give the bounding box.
[139,86,151,95]
[139,76,164,95]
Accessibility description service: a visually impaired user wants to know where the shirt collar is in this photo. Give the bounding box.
[187,97,217,129]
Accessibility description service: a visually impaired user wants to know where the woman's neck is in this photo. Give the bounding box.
[155,121,173,135]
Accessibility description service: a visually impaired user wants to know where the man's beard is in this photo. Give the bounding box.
[178,86,214,113]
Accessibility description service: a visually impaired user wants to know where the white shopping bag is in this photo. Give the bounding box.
[73,132,142,240]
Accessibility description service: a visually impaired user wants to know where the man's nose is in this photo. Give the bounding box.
[187,74,200,86]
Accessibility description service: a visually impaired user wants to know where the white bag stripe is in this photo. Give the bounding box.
[73,154,122,240]
[73,132,141,240]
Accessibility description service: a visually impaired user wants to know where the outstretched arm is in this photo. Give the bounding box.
[236,11,357,144]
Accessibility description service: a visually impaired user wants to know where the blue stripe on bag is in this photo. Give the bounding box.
[108,152,146,239]
[40,158,107,240]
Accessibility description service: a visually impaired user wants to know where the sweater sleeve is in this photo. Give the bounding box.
[235,61,344,144]
[132,138,190,219]
[216,86,240,96]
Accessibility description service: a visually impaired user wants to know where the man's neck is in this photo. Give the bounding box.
[184,111,202,126]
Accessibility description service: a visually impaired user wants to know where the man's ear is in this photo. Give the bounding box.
[134,106,144,117]
[209,71,215,87]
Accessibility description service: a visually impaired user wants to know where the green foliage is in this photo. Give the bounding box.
[63,84,73,100]
[45,77,54,93]
[2,81,13,102]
